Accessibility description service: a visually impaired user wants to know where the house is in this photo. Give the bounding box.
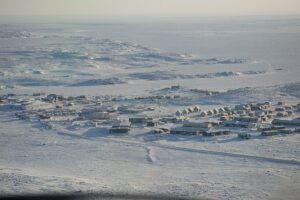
[264,101,272,106]
[261,130,279,136]
[183,121,213,128]
[251,104,261,111]
[199,111,207,117]
[117,105,130,111]
[188,107,195,113]
[275,107,285,112]
[238,132,251,139]
[224,107,231,112]
[170,121,213,135]
[235,104,245,111]
[44,94,64,102]
[109,122,131,134]
[248,112,255,117]
[207,110,213,115]
[129,116,152,124]
[150,127,169,134]
[220,114,230,121]
[218,108,226,113]
[286,110,293,116]
[284,106,293,110]
[279,129,293,134]
[118,107,144,114]
[254,110,265,117]
[260,116,269,122]
[182,109,189,115]
[272,118,300,126]
[194,106,201,112]
[175,110,182,116]
[234,116,261,123]
[212,108,219,115]
[170,127,210,135]
[208,130,231,136]
[224,120,257,128]
[276,112,289,117]
[146,120,159,127]
[258,125,285,131]
[84,111,111,120]
[236,110,246,115]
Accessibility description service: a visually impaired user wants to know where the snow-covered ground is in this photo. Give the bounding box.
[0,17,300,199]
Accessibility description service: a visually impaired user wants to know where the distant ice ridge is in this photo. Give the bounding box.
[128,70,267,81]
[200,82,300,105]
[90,39,247,67]
[50,49,90,60]
[0,30,264,88]
[0,25,39,39]
[0,30,34,39]
[70,78,127,87]
[19,37,246,67]
[0,77,65,87]
[277,82,300,98]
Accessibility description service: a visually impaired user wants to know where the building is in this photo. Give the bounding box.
[109,122,131,134]
[199,111,207,117]
[188,107,195,113]
[220,114,230,121]
[129,116,152,124]
[218,107,226,113]
[194,106,201,112]
[272,118,300,126]
[238,132,251,139]
[183,121,213,128]
[146,120,159,127]
[212,108,219,115]
[160,116,188,123]
[224,120,257,128]
[276,112,289,117]
[170,127,210,135]
[207,110,213,115]
[175,110,182,116]
[170,121,212,135]
[234,116,261,123]
[261,130,279,136]
[182,109,189,115]
[83,111,111,120]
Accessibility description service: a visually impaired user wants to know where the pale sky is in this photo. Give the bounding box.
[0,0,299,17]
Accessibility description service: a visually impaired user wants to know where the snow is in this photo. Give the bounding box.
[0,16,300,199]
[0,113,299,199]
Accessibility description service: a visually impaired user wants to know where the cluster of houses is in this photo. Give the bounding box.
[1,92,300,140]
[170,101,300,138]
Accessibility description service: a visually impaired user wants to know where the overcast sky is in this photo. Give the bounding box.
[0,0,299,17]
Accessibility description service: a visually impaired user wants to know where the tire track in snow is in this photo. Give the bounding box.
[98,137,300,167]
[144,147,156,163]
[151,142,300,166]
[53,130,300,166]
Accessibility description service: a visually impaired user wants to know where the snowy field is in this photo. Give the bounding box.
[0,17,300,199]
